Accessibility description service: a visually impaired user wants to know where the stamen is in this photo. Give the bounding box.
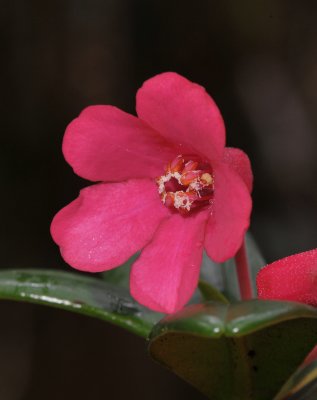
[182,160,199,173]
[157,154,214,213]
[180,170,202,186]
[165,155,184,173]
[201,172,213,186]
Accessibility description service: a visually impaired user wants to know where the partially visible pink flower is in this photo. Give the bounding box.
[51,72,252,314]
[257,249,317,368]
[257,249,317,306]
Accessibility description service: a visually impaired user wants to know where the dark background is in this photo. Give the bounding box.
[1,1,317,399]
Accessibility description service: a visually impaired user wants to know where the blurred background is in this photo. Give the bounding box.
[1,0,317,398]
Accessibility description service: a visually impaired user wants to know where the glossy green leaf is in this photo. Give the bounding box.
[0,269,162,338]
[149,300,317,400]
[274,359,317,400]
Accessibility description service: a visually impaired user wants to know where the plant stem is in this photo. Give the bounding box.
[235,239,253,300]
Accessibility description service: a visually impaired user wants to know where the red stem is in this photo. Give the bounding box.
[235,239,253,300]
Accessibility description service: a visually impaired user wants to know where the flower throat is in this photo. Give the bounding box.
[156,155,214,213]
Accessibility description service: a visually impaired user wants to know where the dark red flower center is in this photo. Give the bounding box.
[156,155,214,213]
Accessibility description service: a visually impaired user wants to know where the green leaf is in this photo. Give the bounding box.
[149,300,317,400]
[0,269,162,338]
[274,359,317,400]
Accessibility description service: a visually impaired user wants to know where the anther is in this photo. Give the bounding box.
[200,172,213,186]
[165,155,184,173]
[182,160,199,173]
[180,170,202,186]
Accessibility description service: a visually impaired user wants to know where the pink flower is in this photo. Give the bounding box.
[51,72,252,313]
[257,249,317,306]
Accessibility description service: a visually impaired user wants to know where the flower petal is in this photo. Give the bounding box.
[130,211,208,314]
[257,249,317,306]
[63,106,176,182]
[204,164,252,262]
[223,147,253,193]
[136,72,225,164]
[51,179,170,272]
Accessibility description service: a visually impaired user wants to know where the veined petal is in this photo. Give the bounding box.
[136,72,225,164]
[130,211,208,314]
[51,179,170,272]
[257,249,317,306]
[223,147,253,193]
[204,164,252,262]
[63,106,176,182]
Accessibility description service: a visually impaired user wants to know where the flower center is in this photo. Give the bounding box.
[156,155,214,213]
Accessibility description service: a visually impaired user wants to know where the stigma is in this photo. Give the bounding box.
[156,155,214,213]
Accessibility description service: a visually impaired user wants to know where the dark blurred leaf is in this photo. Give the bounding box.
[0,269,162,338]
[198,280,229,304]
[101,253,139,287]
[274,359,317,400]
[200,233,266,301]
[149,300,317,400]
[245,233,266,292]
